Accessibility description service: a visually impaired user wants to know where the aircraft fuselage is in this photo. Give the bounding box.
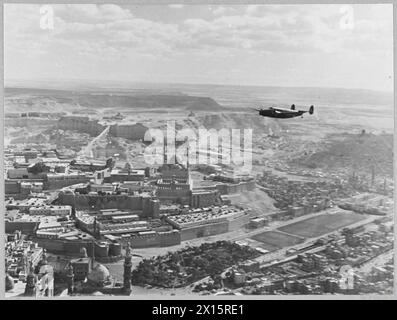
[259,109,305,119]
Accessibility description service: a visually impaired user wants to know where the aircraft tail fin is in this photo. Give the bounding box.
[309,105,314,115]
[291,104,296,110]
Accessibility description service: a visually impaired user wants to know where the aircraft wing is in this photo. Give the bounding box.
[271,107,298,113]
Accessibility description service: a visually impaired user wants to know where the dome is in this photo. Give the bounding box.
[87,263,110,286]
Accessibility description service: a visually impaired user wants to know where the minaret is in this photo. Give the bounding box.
[66,264,75,295]
[91,240,95,269]
[24,261,37,297]
[93,217,98,238]
[123,243,132,295]
[163,137,167,165]
[41,249,47,264]
[186,143,190,169]
[35,249,48,273]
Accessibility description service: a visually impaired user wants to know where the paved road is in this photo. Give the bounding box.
[78,125,110,158]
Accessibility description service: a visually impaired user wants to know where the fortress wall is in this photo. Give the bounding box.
[224,181,256,194]
[94,243,109,257]
[57,117,150,141]
[35,238,65,252]
[141,198,160,218]
[157,189,191,198]
[190,190,218,208]
[196,185,218,192]
[34,238,103,257]
[129,230,181,248]
[5,221,39,234]
[46,177,90,190]
[58,193,143,210]
[180,221,229,241]
[57,193,160,217]
[158,231,181,247]
[57,117,105,136]
[227,214,250,231]
[198,181,256,195]
[63,241,93,255]
[5,118,58,127]
[130,234,161,248]
[104,174,144,182]
[109,124,148,141]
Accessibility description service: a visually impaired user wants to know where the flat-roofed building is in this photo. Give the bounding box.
[29,205,71,217]
[190,189,219,208]
[90,183,116,193]
[111,214,139,223]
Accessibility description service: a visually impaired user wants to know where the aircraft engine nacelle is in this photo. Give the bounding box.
[291,104,295,110]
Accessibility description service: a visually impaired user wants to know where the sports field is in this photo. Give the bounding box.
[277,212,366,238]
[250,231,305,251]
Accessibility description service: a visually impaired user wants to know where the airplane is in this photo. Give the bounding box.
[254,104,314,119]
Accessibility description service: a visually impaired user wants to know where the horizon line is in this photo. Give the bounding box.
[4,78,394,94]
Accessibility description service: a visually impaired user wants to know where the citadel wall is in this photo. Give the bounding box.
[57,193,159,217]
[199,180,256,195]
[57,117,149,141]
[5,118,58,128]
[180,220,229,241]
[128,230,181,248]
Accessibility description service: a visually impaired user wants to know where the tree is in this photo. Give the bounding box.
[124,163,132,175]
[28,162,49,175]
[106,158,115,169]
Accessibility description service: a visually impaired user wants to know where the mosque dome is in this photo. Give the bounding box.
[5,274,14,291]
[87,263,110,286]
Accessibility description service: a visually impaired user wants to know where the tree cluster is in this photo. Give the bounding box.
[131,241,260,288]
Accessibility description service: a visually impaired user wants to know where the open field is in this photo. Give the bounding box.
[222,187,277,214]
[250,230,305,251]
[277,212,367,238]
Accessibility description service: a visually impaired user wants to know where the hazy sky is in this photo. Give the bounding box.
[4,4,394,91]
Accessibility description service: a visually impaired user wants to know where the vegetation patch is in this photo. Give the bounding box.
[131,241,260,288]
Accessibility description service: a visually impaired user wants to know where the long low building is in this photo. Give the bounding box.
[57,191,160,218]
[166,206,245,229]
[6,197,49,212]
[29,205,72,216]
[97,220,149,235]
[165,205,250,241]
[46,172,90,189]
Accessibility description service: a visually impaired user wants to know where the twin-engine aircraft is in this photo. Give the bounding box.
[254,104,314,119]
